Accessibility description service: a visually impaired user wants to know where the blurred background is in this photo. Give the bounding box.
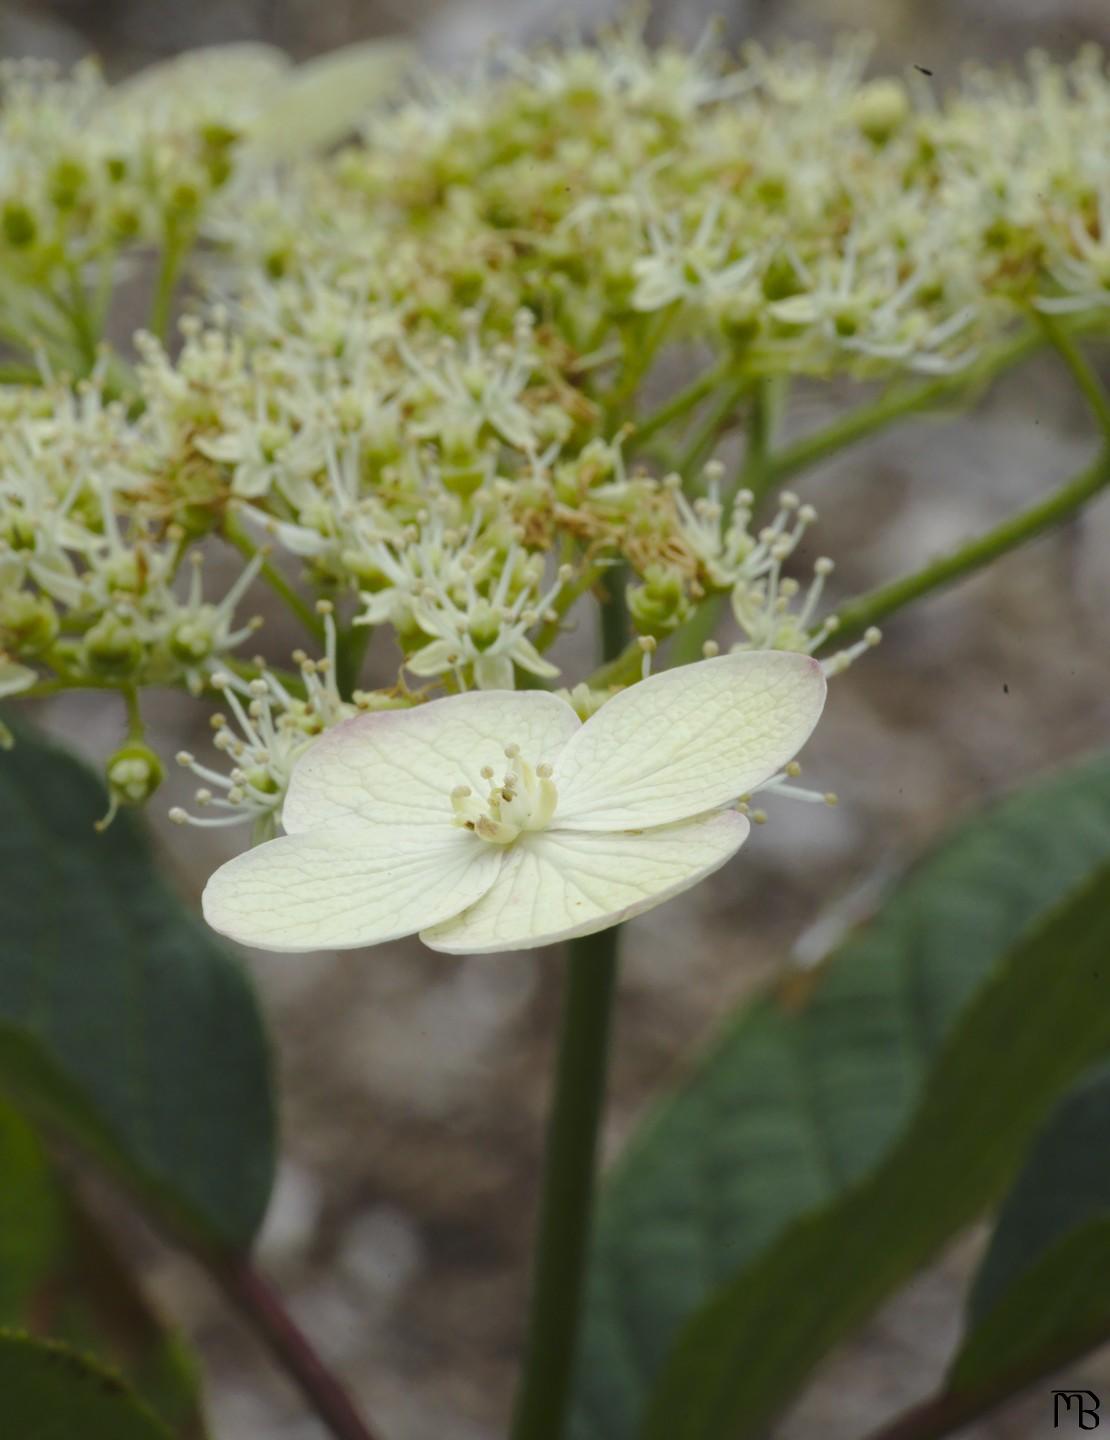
[14,0,1110,1437]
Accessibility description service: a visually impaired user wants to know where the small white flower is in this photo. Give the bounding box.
[201,650,825,955]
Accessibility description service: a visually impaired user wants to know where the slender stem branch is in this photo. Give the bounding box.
[675,373,749,478]
[765,329,1044,488]
[600,309,675,429]
[222,516,325,646]
[824,445,1110,648]
[334,623,371,699]
[584,636,643,691]
[632,358,732,448]
[213,1259,384,1440]
[669,593,727,666]
[508,929,620,1440]
[1039,314,1110,439]
[739,375,777,507]
[150,225,188,343]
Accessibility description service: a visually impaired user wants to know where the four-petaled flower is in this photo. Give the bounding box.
[202,651,826,954]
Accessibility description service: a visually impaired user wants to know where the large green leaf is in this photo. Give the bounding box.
[571,750,1110,1440]
[0,1331,172,1440]
[642,865,1110,1440]
[0,719,275,1250]
[967,1061,1110,1328]
[0,1099,204,1435]
[888,1062,1110,1437]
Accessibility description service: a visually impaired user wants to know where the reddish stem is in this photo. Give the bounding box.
[214,1258,383,1440]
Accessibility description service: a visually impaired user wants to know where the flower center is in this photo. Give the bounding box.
[451,743,558,845]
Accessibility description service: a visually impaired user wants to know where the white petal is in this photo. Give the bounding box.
[282,689,581,834]
[203,818,503,953]
[0,659,36,697]
[552,651,825,831]
[249,40,413,158]
[421,809,749,954]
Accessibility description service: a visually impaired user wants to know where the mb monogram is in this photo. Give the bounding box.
[1054,1390,1101,1429]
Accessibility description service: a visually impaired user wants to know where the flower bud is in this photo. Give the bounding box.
[169,615,216,664]
[0,590,59,655]
[626,567,691,639]
[851,79,910,145]
[2,201,37,248]
[48,156,88,211]
[83,616,143,678]
[105,742,165,808]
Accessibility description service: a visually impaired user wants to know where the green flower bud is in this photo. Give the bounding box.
[626,567,691,639]
[468,599,503,651]
[169,615,216,664]
[1,513,39,550]
[761,253,804,302]
[48,156,88,211]
[2,201,37,248]
[851,79,910,145]
[0,590,59,655]
[83,616,143,678]
[105,742,165,808]
[109,205,142,241]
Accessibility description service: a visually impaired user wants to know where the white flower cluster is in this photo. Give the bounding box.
[1,27,1105,831]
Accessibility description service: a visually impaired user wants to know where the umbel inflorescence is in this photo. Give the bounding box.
[0,30,1107,835]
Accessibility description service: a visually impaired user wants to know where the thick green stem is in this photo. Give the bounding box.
[508,928,620,1440]
[824,445,1110,648]
[510,592,626,1440]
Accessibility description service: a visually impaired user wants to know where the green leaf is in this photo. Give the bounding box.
[0,1331,172,1440]
[0,1099,205,1436]
[0,719,275,1250]
[571,750,1110,1440]
[642,864,1110,1440]
[937,1064,1110,1406]
[0,1101,66,1318]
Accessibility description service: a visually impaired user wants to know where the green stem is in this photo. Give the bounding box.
[632,358,732,449]
[123,686,143,741]
[675,373,750,479]
[508,928,620,1440]
[764,328,1044,488]
[150,225,188,343]
[222,516,325,646]
[600,310,675,429]
[669,593,727,666]
[1039,314,1110,439]
[824,445,1110,648]
[510,590,627,1440]
[599,572,628,663]
[334,624,371,700]
[739,376,776,507]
